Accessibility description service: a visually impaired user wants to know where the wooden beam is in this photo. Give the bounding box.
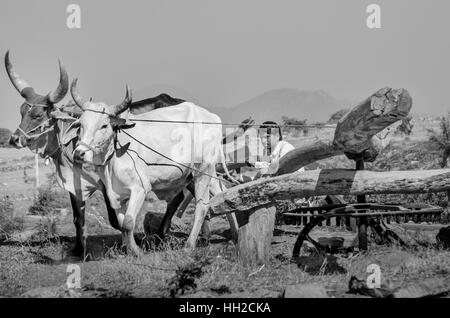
[210,168,450,215]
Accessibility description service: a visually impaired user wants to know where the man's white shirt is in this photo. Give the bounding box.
[254,140,305,174]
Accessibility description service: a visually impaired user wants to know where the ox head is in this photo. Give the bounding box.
[5,51,69,150]
[70,79,134,165]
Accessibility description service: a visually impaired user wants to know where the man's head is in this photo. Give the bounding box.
[259,121,282,153]
[5,51,69,149]
[70,79,134,165]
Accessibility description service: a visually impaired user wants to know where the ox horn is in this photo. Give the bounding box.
[4,50,36,100]
[47,59,69,104]
[112,85,132,115]
[70,79,88,111]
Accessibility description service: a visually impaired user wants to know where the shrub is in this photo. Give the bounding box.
[428,113,450,167]
[29,185,70,215]
[0,196,23,239]
[0,128,12,148]
[28,171,71,216]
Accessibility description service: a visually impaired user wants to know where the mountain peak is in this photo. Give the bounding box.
[216,88,353,124]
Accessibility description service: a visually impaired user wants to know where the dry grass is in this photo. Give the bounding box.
[1,222,448,298]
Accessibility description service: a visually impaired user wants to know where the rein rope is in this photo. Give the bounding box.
[129,118,336,129]
[119,129,236,184]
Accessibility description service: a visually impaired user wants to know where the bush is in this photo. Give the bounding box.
[28,171,71,216]
[0,196,23,239]
[281,116,307,136]
[0,128,12,148]
[428,113,450,167]
[28,185,70,216]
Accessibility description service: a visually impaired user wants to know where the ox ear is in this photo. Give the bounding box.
[110,117,135,130]
[61,119,81,145]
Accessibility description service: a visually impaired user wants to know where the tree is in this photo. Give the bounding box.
[428,113,450,167]
[395,114,413,136]
[0,128,12,148]
[281,116,307,136]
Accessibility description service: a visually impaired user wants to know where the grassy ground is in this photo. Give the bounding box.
[0,217,448,298]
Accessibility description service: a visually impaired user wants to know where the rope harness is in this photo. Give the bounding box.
[17,102,56,140]
[15,102,62,159]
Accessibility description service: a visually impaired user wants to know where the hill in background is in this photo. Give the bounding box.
[212,88,354,124]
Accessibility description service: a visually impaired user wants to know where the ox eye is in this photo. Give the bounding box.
[101,124,108,129]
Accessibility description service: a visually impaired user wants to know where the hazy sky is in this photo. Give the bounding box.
[1,0,450,130]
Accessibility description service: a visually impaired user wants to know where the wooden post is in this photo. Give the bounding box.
[226,212,239,243]
[35,154,39,187]
[355,157,368,250]
[235,206,277,266]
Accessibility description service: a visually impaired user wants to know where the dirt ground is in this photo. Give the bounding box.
[1,208,449,298]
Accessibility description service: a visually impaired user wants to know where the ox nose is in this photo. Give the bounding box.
[9,134,25,148]
[73,149,85,163]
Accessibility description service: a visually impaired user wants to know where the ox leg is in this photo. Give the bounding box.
[99,181,120,231]
[209,178,238,243]
[69,193,86,258]
[186,180,210,240]
[122,188,146,256]
[156,190,185,239]
[186,167,213,250]
[185,181,212,238]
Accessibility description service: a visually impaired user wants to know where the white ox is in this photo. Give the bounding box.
[69,79,235,255]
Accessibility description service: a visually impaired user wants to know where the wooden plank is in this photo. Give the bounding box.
[210,168,450,215]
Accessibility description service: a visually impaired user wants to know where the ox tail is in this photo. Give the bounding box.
[218,146,240,186]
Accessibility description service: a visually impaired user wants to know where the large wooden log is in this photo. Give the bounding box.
[333,87,412,153]
[275,87,412,175]
[210,168,450,215]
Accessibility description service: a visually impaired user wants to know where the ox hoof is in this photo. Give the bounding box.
[71,244,85,258]
[184,241,196,253]
[128,247,144,258]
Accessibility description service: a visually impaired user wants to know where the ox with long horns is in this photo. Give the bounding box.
[70,79,237,255]
[5,51,121,258]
